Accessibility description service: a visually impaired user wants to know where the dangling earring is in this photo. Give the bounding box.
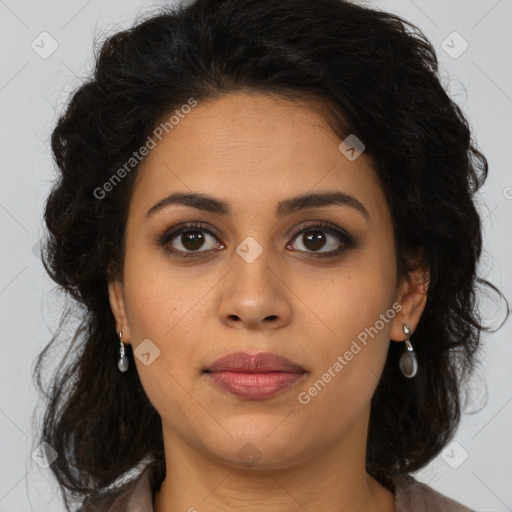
[399,323,418,378]
[118,331,129,373]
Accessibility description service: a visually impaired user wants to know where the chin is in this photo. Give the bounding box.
[202,430,309,470]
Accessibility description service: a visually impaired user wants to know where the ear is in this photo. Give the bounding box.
[108,279,132,344]
[390,264,429,342]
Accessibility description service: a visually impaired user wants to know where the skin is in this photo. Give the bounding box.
[108,92,428,512]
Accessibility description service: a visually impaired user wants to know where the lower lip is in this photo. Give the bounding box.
[205,371,306,399]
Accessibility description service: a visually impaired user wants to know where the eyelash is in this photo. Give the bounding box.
[155,220,356,259]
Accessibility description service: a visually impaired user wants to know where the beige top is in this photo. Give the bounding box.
[80,462,475,512]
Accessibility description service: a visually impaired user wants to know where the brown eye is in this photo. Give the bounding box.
[168,228,220,254]
[290,229,341,253]
[156,222,224,258]
[177,230,206,251]
[156,220,355,260]
[301,231,328,251]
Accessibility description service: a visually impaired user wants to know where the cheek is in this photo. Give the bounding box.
[301,244,396,344]
[122,241,204,341]
[121,244,217,401]
[312,289,393,388]
[296,298,394,443]
[120,252,203,418]
[297,248,396,403]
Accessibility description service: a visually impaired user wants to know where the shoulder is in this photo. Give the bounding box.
[393,474,475,512]
[78,461,162,512]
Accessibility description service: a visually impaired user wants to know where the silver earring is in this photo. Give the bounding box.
[399,324,418,378]
[118,331,129,373]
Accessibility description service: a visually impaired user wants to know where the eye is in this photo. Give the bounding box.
[287,221,355,258]
[156,221,223,258]
[155,220,355,259]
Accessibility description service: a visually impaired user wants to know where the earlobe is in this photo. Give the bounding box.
[390,266,429,341]
[107,280,131,343]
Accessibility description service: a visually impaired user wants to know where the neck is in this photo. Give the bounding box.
[153,414,395,512]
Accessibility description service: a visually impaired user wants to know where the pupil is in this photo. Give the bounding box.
[182,231,204,250]
[304,231,325,251]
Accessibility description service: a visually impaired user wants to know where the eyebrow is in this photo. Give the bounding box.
[146,191,370,221]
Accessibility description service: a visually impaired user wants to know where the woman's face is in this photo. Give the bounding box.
[109,92,422,470]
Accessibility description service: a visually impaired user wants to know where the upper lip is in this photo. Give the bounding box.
[204,351,306,373]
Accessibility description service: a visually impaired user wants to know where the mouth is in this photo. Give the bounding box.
[203,351,307,400]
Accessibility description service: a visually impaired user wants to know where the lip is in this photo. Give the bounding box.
[203,351,307,400]
[204,351,306,373]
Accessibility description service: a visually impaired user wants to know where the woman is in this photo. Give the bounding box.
[33,0,508,510]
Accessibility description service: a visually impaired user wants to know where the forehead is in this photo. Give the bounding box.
[130,92,388,223]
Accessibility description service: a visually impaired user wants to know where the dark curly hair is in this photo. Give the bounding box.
[33,0,509,509]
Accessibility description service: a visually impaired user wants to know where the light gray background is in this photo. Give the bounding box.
[0,0,511,510]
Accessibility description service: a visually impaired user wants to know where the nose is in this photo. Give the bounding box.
[217,249,292,331]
